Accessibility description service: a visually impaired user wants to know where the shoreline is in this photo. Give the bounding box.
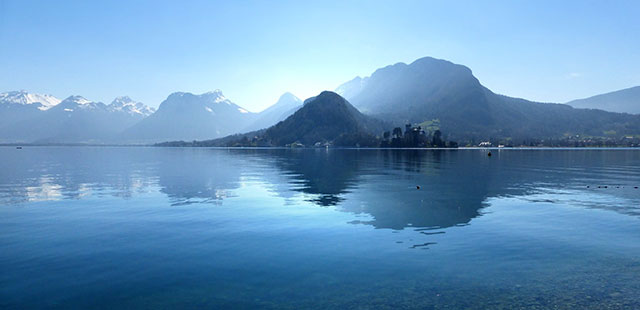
[1,144,639,150]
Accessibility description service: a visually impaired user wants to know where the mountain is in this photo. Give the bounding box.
[122,90,257,143]
[567,86,640,114]
[335,76,368,100]
[242,92,302,132]
[1,95,151,143]
[263,91,384,146]
[177,91,386,147]
[0,90,60,110]
[345,56,640,142]
[108,96,155,117]
[0,90,61,129]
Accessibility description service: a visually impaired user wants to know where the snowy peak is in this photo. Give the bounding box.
[166,91,226,104]
[162,90,251,114]
[123,89,259,142]
[111,96,136,106]
[65,95,92,105]
[0,90,61,110]
[108,96,155,116]
[55,95,106,112]
[167,89,227,103]
[60,95,94,107]
[201,90,248,113]
[202,89,234,105]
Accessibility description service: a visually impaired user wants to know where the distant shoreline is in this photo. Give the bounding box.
[1,144,639,150]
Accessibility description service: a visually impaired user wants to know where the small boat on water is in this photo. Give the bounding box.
[16,146,22,149]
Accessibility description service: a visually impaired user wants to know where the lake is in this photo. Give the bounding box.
[1,147,639,309]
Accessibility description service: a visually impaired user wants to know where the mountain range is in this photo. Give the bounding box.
[0,90,61,129]
[159,91,385,147]
[2,56,640,145]
[262,91,383,146]
[0,90,300,144]
[567,86,640,114]
[334,76,368,102]
[337,57,640,142]
[121,90,304,143]
[122,90,255,143]
[1,95,154,143]
[242,92,302,132]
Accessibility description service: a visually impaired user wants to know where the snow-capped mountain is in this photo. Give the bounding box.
[0,95,151,143]
[108,96,155,117]
[242,92,302,132]
[0,90,62,130]
[54,95,107,112]
[122,90,258,143]
[0,90,61,110]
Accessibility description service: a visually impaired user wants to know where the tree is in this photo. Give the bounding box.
[432,130,443,147]
[392,127,403,138]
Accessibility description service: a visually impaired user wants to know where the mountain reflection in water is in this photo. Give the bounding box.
[1,147,638,230]
[2,147,640,309]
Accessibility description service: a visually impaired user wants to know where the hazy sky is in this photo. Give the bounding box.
[1,0,639,111]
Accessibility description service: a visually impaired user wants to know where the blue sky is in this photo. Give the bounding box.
[1,0,639,111]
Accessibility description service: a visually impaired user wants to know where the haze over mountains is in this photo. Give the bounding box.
[567,86,640,114]
[337,57,640,142]
[161,91,385,147]
[241,92,302,132]
[121,90,304,143]
[122,90,255,143]
[334,76,368,102]
[0,90,61,129]
[261,91,383,146]
[1,56,639,145]
[0,89,302,144]
[1,95,154,143]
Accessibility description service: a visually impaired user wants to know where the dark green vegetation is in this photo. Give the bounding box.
[261,91,384,146]
[380,124,457,148]
[343,57,640,145]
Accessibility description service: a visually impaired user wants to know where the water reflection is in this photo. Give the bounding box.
[254,149,362,206]
[0,147,156,203]
[2,147,639,309]
[341,150,490,230]
[1,147,639,231]
[157,149,241,206]
[248,149,490,230]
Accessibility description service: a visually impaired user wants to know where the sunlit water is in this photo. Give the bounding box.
[1,147,639,309]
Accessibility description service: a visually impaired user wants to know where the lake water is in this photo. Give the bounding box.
[1,147,639,309]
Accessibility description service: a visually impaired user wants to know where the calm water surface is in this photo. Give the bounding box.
[1,147,639,309]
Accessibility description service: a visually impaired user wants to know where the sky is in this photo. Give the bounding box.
[0,0,639,112]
